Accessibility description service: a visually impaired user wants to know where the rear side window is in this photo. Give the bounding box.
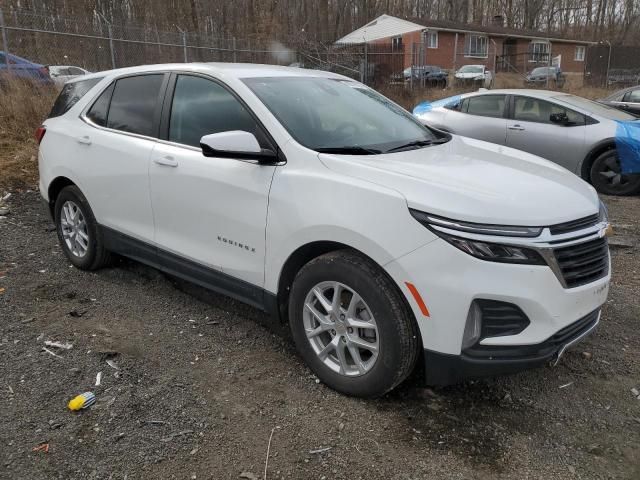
[48,77,102,118]
[626,89,640,103]
[106,74,164,137]
[86,83,114,127]
[464,95,506,118]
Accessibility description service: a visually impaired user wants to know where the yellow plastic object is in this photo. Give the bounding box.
[68,392,96,411]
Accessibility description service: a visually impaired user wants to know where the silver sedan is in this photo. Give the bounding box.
[413,89,640,195]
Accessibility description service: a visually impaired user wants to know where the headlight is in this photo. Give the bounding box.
[598,200,609,224]
[410,209,546,265]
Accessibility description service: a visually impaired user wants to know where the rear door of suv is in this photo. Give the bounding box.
[77,73,169,242]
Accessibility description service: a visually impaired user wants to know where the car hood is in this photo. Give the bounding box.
[318,135,599,226]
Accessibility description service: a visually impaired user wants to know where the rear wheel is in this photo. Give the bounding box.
[54,185,112,270]
[288,250,420,398]
[590,149,640,196]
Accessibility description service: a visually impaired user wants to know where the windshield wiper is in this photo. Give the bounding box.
[386,138,449,153]
[315,146,382,155]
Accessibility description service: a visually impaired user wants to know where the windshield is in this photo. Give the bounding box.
[244,76,438,153]
[554,94,637,121]
[531,67,553,75]
[458,65,483,73]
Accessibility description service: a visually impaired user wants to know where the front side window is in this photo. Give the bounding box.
[244,76,438,154]
[464,35,488,58]
[513,96,585,125]
[107,74,164,137]
[49,77,102,118]
[575,46,586,61]
[169,75,263,148]
[529,42,550,62]
[464,95,506,118]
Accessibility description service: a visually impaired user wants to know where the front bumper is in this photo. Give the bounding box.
[424,309,600,385]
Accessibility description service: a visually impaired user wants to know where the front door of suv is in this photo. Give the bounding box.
[149,74,277,293]
[505,95,586,172]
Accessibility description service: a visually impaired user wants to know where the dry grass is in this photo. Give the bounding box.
[0,78,57,190]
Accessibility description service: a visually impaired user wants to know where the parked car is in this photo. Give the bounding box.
[413,89,640,195]
[598,86,640,116]
[454,64,493,88]
[49,65,91,87]
[0,51,52,85]
[399,65,447,86]
[525,66,566,88]
[39,64,610,396]
[607,68,640,87]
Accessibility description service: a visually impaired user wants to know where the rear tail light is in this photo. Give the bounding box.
[35,126,46,145]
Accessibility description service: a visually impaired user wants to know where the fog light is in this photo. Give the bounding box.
[462,302,482,349]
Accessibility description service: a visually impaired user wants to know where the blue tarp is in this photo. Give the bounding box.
[615,120,640,174]
[412,95,462,116]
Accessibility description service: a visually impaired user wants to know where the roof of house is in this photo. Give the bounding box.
[336,14,594,45]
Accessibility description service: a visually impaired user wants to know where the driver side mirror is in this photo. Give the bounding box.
[200,131,278,163]
[549,112,569,125]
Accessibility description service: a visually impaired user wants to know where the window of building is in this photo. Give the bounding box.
[529,41,550,62]
[574,45,585,61]
[424,31,438,49]
[464,35,488,58]
[392,36,403,51]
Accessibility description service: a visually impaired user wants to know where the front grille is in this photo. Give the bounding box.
[549,214,599,235]
[464,309,599,360]
[554,237,609,288]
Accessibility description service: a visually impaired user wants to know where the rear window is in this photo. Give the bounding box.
[48,77,102,118]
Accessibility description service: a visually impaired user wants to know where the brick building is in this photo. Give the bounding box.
[336,14,594,75]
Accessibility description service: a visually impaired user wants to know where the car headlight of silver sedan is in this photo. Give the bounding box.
[409,209,546,265]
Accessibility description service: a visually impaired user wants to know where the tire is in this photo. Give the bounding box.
[288,249,420,398]
[589,149,640,196]
[54,185,112,270]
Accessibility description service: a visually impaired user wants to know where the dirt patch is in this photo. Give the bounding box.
[0,192,639,479]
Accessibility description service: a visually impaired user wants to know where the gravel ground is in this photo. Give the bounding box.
[0,191,639,480]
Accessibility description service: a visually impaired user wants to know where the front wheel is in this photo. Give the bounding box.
[590,150,640,196]
[288,250,420,398]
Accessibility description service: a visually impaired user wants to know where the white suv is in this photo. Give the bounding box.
[38,64,611,397]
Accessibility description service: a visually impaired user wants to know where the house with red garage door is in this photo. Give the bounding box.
[335,14,594,76]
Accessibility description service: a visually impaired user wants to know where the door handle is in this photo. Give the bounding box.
[508,125,525,131]
[153,156,178,167]
[76,135,92,145]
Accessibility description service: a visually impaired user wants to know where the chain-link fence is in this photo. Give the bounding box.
[585,43,640,87]
[0,8,409,88]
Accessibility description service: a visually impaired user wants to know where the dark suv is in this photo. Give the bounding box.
[525,66,565,88]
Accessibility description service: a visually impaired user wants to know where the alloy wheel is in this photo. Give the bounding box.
[599,155,632,187]
[60,200,89,258]
[302,281,379,377]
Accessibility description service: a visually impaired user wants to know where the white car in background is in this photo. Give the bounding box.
[49,65,90,87]
[454,64,493,88]
[37,64,610,396]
